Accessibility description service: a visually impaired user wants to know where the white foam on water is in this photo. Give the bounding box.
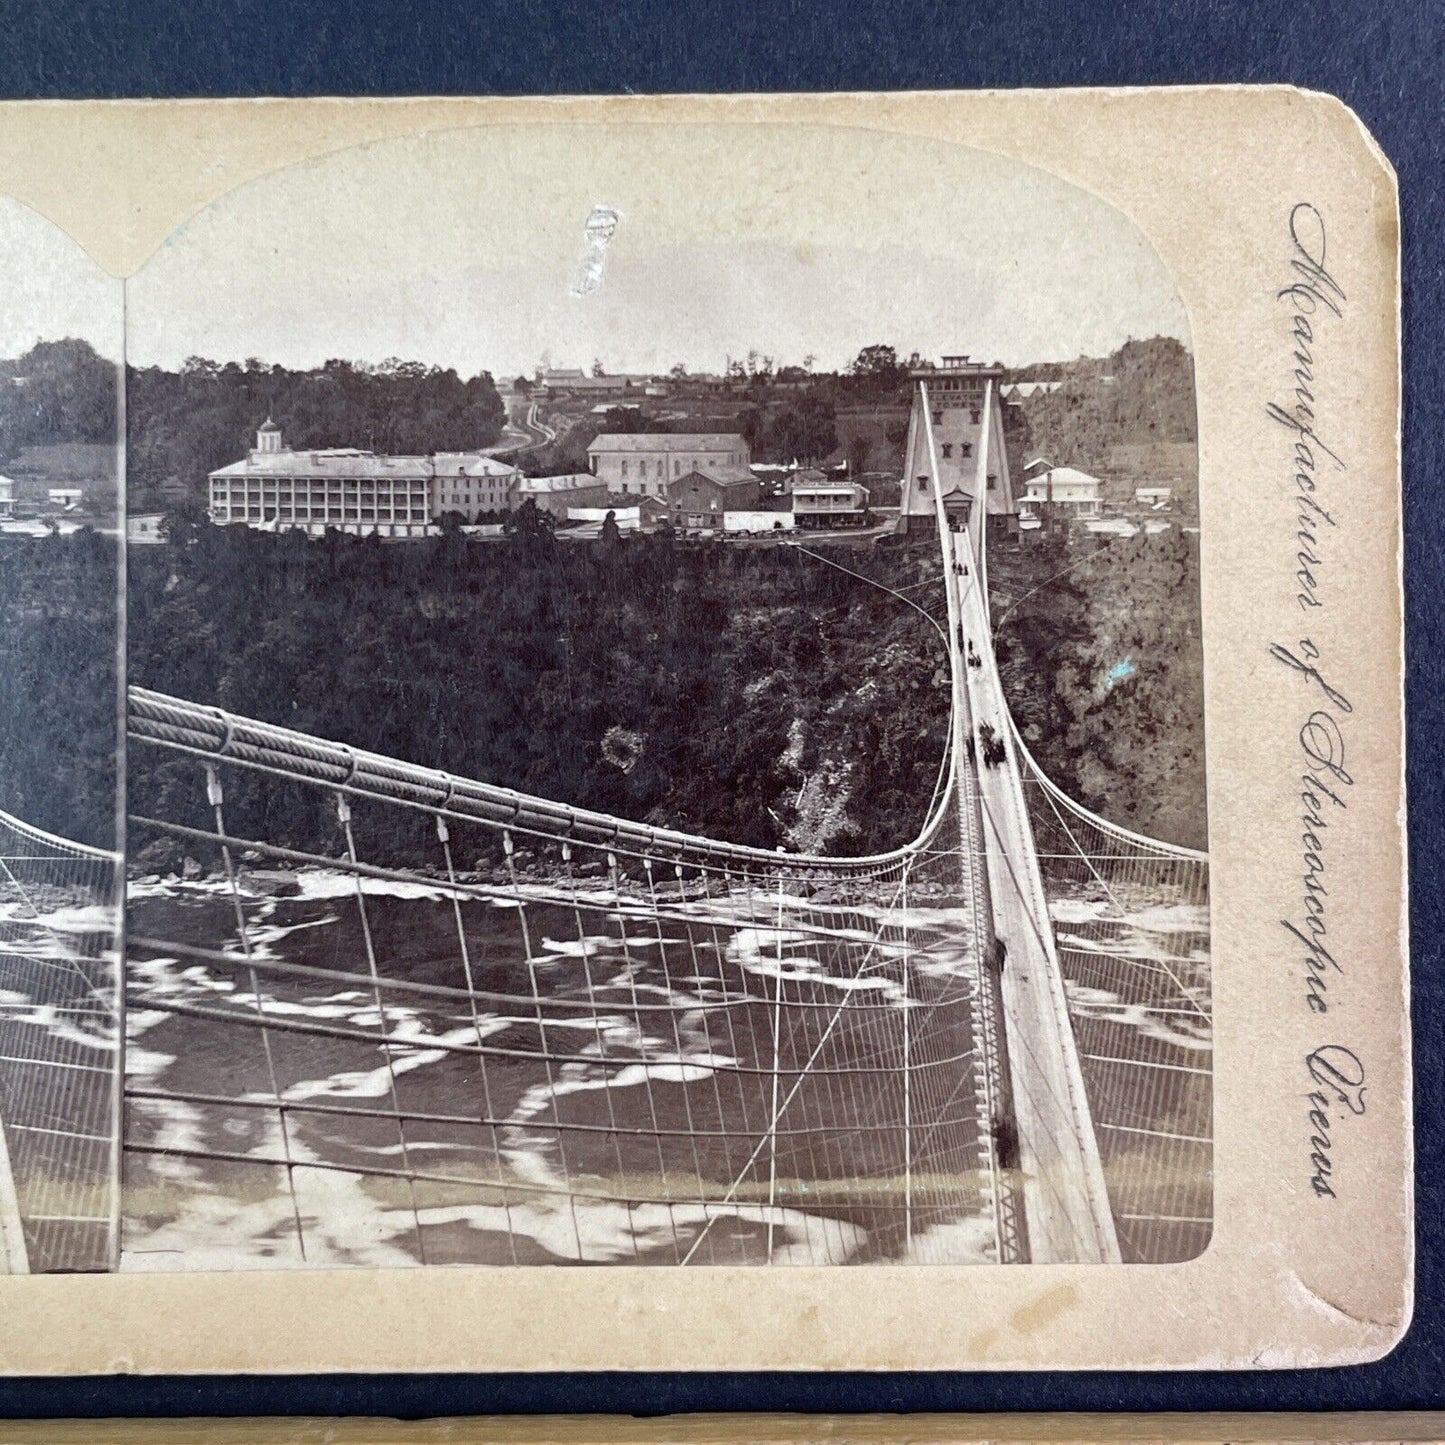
[1066,981,1212,1051]
[897,1213,997,1266]
[0,996,115,1053]
[16,902,116,933]
[121,867,995,1269]
[1050,898,1112,925]
[534,934,614,960]
[291,873,450,904]
[127,1094,207,1183]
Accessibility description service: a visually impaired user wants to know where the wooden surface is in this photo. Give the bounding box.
[0,1415,1442,1444]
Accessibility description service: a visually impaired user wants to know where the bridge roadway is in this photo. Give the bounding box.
[946,524,1121,1265]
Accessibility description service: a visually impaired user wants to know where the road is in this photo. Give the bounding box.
[947,523,1121,1265]
[484,397,557,458]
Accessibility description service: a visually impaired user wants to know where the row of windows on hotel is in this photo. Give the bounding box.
[211,478,430,523]
[438,491,513,508]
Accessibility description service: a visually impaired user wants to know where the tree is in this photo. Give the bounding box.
[123,354,507,498]
[160,495,210,545]
[0,339,117,459]
[591,358,606,377]
[849,343,901,381]
[503,496,556,561]
[600,406,648,433]
[847,435,869,478]
[751,391,837,465]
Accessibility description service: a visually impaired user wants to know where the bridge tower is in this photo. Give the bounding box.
[898,355,1015,536]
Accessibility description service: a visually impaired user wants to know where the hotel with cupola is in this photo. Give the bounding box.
[208,421,520,537]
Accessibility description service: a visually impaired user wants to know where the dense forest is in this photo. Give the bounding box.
[127,356,506,511]
[0,340,119,848]
[2,518,1204,868]
[1007,337,1197,484]
[0,340,117,464]
[991,527,1206,850]
[0,531,118,850]
[127,526,952,868]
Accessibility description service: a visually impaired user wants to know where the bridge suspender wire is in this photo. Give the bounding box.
[121,693,1206,1266]
[338,793,430,1264]
[439,815,520,1264]
[676,861,915,1266]
[920,377,1118,1265]
[561,840,635,1262]
[604,848,680,1261]
[204,766,307,1260]
[1005,725,1211,1264]
[765,852,785,1261]
[1029,781,1208,1023]
[901,859,911,1256]
[507,829,587,1263]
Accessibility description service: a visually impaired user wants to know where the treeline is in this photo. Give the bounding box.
[127,528,950,866]
[128,356,506,510]
[592,398,841,467]
[523,392,842,476]
[730,344,920,465]
[0,531,118,850]
[533,338,1195,476]
[1007,336,1197,478]
[0,340,117,463]
[991,526,1207,850]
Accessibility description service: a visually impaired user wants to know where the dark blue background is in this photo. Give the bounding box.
[1,0,1439,1420]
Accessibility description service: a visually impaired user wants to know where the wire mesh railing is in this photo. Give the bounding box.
[118,642,1210,1274]
[122,686,1017,1267]
[1011,730,1211,1264]
[0,806,121,1273]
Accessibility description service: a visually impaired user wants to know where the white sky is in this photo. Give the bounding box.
[0,198,122,361]
[18,123,1191,377]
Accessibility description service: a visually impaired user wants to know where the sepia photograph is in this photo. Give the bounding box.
[106,123,1207,1272]
[0,93,1409,1375]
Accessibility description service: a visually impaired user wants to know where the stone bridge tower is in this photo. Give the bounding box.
[897,355,1015,535]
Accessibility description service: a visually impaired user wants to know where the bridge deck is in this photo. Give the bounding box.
[948,527,1119,1264]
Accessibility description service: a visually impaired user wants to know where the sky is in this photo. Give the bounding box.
[12,122,1190,377]
[0,197,122,362]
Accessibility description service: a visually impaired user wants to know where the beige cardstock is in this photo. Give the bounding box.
[0,88,1408,1372]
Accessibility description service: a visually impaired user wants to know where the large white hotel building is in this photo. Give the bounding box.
[208,421,520,537]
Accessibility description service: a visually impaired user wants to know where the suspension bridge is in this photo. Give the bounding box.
[0,807,121,1273]
[0,379,1210,1271]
